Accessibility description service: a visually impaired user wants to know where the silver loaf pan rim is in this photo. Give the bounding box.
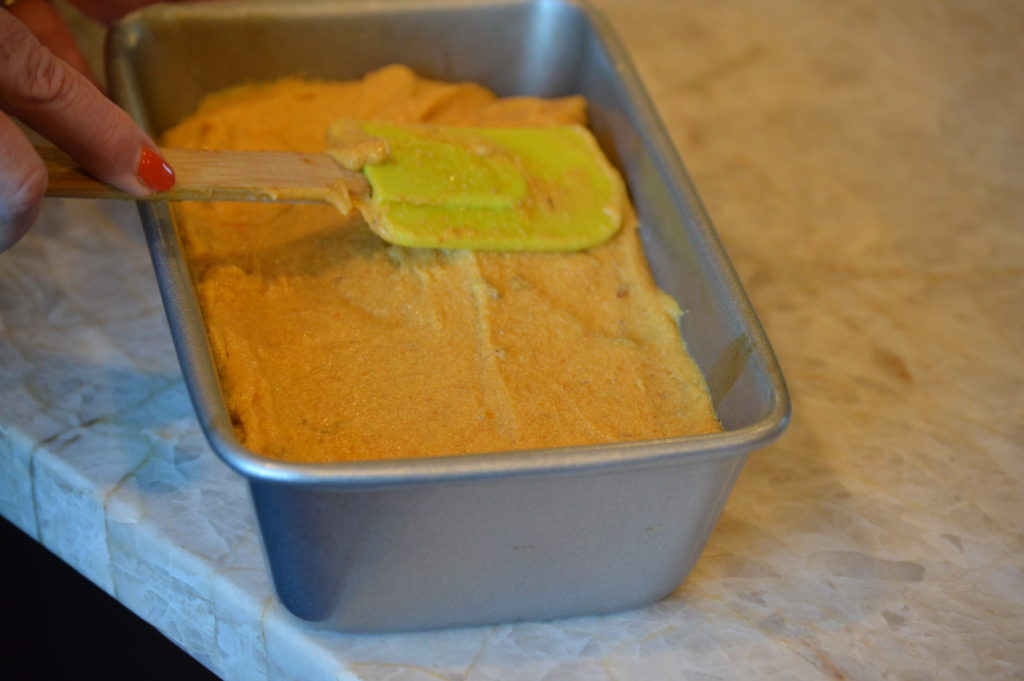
[106,0,791,490]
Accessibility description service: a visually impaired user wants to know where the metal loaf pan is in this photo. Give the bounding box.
[107,0,790,632]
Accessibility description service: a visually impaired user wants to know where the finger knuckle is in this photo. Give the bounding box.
[1,26,77,116]
[21,50,76,116]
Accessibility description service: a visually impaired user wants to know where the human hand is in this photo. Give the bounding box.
[1,1,175,252]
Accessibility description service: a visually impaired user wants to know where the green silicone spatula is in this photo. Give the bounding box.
[336,121,625,251]
[41,122,625,251]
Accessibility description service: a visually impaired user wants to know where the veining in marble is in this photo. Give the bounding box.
[1,1,1022,680]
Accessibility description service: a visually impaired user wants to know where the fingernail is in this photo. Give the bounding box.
[137,146,175,192]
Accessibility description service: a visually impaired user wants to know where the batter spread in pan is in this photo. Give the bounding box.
[162,65,722,462]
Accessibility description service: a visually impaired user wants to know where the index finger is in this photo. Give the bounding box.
[0,10,173,195]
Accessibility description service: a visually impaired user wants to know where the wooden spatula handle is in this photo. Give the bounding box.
[39,146,369,203]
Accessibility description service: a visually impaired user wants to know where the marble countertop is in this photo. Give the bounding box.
[2,0,1021,679]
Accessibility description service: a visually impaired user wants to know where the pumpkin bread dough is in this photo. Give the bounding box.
[162,64,721,462]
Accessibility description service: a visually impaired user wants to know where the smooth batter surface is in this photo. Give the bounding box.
[162,65,721,462]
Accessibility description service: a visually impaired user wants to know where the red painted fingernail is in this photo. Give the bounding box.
[137,146,175,192]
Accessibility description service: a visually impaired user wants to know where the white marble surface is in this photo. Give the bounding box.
[2,0,1023,679]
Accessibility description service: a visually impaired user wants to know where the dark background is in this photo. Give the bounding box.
[2,517,220,681]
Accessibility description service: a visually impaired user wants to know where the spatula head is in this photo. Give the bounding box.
[345,122,625,251]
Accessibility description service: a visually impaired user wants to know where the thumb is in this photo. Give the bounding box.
[0,112,45,251]
[0,11,174,200]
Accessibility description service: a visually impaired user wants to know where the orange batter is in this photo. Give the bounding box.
[162,65,721,462]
